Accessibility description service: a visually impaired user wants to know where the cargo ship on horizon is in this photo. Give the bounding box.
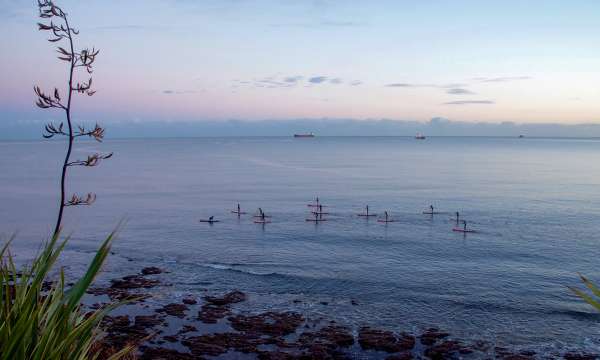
[294,132,315,138]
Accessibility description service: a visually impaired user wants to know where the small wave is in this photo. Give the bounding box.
[198,262,282,277]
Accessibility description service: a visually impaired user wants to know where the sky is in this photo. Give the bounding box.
[1,0,600,136]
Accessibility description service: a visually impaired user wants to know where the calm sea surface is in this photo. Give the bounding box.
[1,136,600,353]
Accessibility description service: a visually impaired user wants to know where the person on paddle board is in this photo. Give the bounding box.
[237,203,241,213]
[455,211,460,224]
[430,205,434,213]
[384,211,389,222]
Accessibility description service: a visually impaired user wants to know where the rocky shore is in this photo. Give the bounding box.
[87,267,598,359]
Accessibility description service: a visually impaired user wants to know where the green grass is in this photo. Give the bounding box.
[569,274,600,312]
[0,231,132,360]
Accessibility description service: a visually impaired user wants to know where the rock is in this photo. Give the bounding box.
[110,274,160,290]
[419,328,450,346]
[88,286,151,302]
[139,347,195,360]
[182,333,259,357]
[298,325,355,348]
[198,303,231,323]
[424,340,465,360]
[100,315,156,351]
[141,266,163,275]
[177,325,198,335]
[156,303,189,318]
[229,312,304,337]
[299,344,350,359]
[358,327,415,353]
[102,315,131,330]
[351,299,359,306]
[135,314,164,328]
[163,335,178,343]
[182,296,197,305]
[204,290,247,306]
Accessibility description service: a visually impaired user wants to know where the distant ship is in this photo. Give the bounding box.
[294,133,315,138]
[518,135,525,138]
[415,133,426,140]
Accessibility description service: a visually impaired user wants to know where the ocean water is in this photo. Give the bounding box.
[1,136,600,353]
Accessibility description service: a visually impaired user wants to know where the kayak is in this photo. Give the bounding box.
[453,228,476,233]
[199,220,220,223]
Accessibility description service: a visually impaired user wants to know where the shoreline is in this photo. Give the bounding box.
[87,266,599,359]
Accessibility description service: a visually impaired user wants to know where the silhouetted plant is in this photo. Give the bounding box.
[35,0,112,236]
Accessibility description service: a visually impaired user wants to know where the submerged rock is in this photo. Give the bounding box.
[424,340,470,360]
[156,303,189,318]
[298,325,355,348]
[182,332,259,357]
[141,266,163,275]
[99,314,162,351]
[182,296,197,305]
[198,290,247,323]
[110,274,160,290]
[139,347,194,360]
[204,290,247,306]
[135,314,165,328]
[419,328,450,346]
[198,303,231,323]
[229,311,304,336]
[358,327,415,353]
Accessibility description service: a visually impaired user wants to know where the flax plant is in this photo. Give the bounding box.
[569,274,600,312]
[0,231,132,360]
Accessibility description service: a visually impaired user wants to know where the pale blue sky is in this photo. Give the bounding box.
[1,0,600,126]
